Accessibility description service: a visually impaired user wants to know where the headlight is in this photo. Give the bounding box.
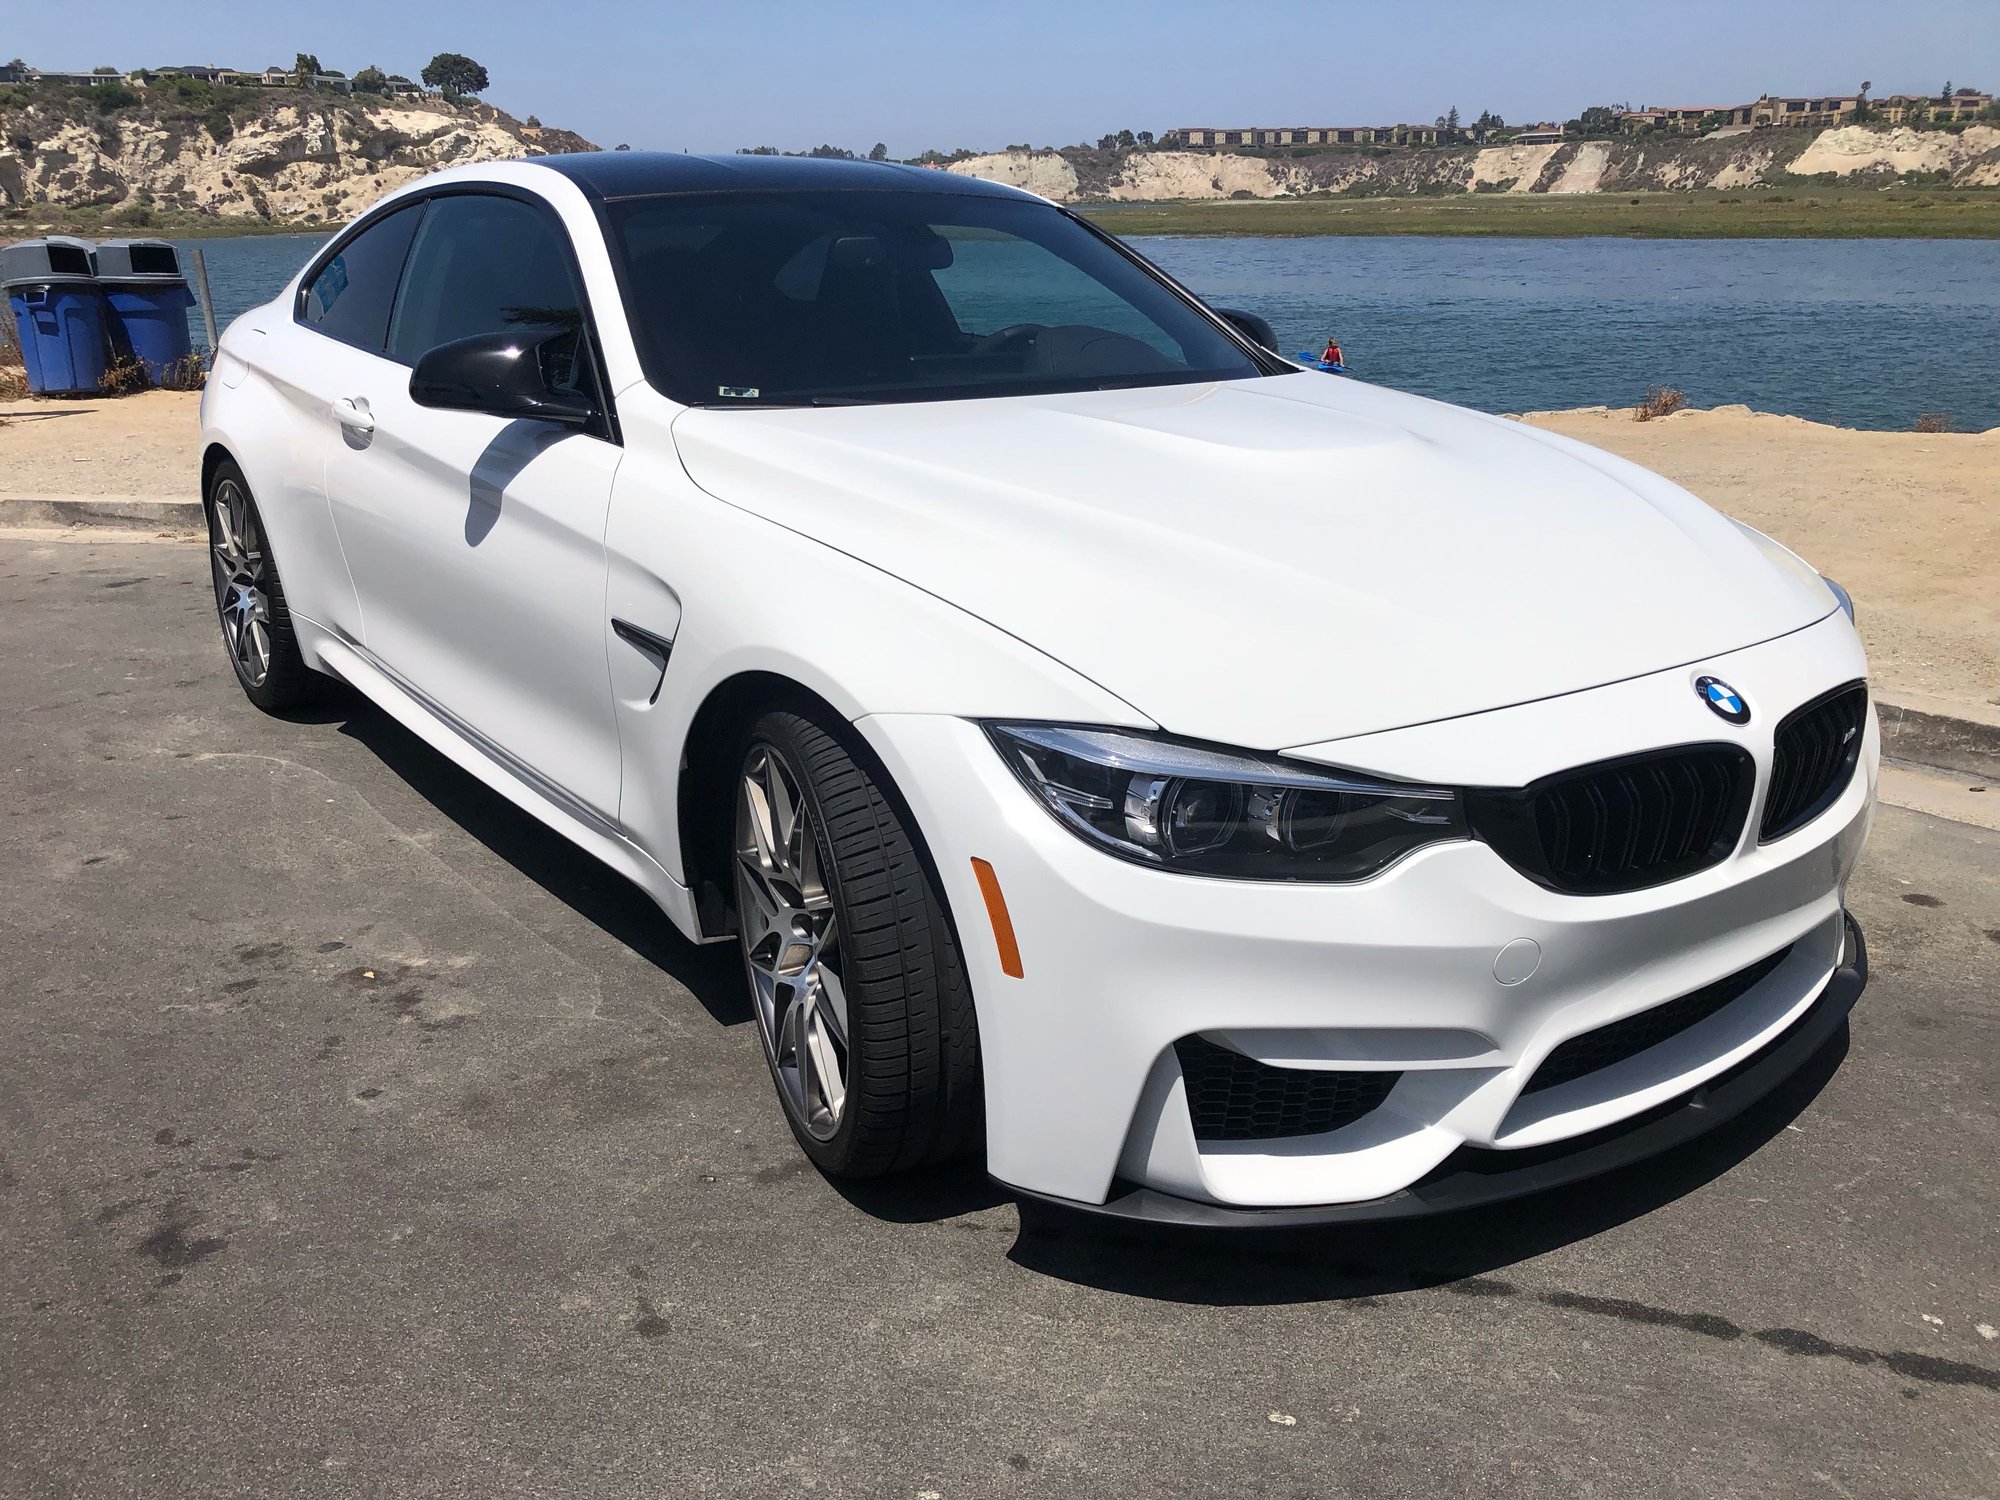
[984,723,1467,881]
[1822,575,1855,623]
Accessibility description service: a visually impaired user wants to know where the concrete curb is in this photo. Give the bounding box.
[1876,695,2000,783]
[0,497,203,531]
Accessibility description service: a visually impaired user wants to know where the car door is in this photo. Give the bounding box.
[319,189,625,823]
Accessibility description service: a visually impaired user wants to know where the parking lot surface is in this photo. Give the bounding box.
[2,535,1995,1499]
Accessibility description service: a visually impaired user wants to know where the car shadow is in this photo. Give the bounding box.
[299,681,747,1027]
[998,1025,1849,1303]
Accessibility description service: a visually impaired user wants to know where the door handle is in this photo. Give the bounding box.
[612,618,674,704]
[332,395,375,433]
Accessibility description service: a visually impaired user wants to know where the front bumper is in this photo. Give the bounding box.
[856,612,1877,1214]
[1015,913,1865,1226]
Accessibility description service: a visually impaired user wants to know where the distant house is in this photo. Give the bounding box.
[1514,122,1566,145]
[381,74,425,98]
[312,70,351,93]
[257,65,297,87]
[1940,88,1994,120]
[1619,104,1751,133]
[151,64,244,85]
[1749,94,1861,128]
[1171,124,1442,148]
[22,67,129,87]
[0,61,29,84]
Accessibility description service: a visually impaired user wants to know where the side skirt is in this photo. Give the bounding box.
[298,619,709,943]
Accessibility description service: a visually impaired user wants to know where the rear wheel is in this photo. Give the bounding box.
[206,459,321,711]
[732,709,980,1177]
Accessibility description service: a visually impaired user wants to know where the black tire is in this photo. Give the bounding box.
[731,708,981,1177]
[205,457,322,712]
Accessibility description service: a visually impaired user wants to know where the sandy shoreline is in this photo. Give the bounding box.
[4,390,1993,711]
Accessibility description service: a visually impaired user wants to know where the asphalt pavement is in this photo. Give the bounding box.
[1,534,1995,1500]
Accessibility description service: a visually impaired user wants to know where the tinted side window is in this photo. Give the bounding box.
[387,195,585,374]
[299,203,424,352]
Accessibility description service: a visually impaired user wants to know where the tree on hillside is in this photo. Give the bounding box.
[868,142,888,160]
[351,65,387,94]
[1137,129,1154,146]
[294,53,321,85]
[806,143,854,158]
[1941,80,1952,103]
[1578,105,1619,135]
[1115,128,1136,149]
[422,52,490,100]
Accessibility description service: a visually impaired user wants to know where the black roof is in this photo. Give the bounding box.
[532,151,1037,202]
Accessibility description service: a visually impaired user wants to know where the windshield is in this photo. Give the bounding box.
[601,190,1272,407]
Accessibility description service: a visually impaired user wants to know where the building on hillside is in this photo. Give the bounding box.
[380,75,426,98]
[12,67,130,87]
[1619,104,1754,133]
[1168,122,1442,148]
[257,66,297,87]
[1749,94,1862,128]
[1514,122,1566,145]
[150,64,244,85]
[311,70,352,93]
[1938,88,1994,119]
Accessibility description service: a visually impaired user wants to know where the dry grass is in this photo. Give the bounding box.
[157,353,208,392]
[0,360,27,401]
[1913,411,1955,433]
[1636,385,1689,422]
[97,356,150,396]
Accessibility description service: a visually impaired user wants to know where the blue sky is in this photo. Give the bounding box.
[9,0,1996,155]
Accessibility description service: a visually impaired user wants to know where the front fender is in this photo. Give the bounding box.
[603,393,1151,891]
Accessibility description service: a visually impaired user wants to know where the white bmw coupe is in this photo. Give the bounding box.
[200,153,1874,1225]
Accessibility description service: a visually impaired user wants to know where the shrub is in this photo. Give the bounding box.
[157,353,207,392]
[1636,385,1689,421]
[1913,411,1953,433]
[98,355,149,395]
[92,82,139,113]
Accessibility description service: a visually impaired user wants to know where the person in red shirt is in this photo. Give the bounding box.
[1320,336,1344,368]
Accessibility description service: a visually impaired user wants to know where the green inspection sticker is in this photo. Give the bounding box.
[718,385,760,398]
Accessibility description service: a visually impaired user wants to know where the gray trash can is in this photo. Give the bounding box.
[2,237,112,395]
[97,238,197,384]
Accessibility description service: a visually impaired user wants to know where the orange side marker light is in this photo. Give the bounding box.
[970,858,1024,978]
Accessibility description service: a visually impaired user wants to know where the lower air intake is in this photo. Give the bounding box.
[1522,945,1793,1095]
[1174,1034,1398,1142]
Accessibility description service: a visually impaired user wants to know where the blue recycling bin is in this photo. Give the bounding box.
[3,237,111,396]
[97,238,197,383]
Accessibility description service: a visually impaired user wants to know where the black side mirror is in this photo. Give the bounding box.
[409,328,597,425]
[1214,307,1279,354]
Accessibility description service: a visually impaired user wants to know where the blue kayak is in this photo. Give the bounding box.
[1295,351,1351,374]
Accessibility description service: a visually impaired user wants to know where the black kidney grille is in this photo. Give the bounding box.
[1467,745,1754,896]
[1762,681,1868,842]
[1523,945,1792,1096]
[1174,1035,1398,1142]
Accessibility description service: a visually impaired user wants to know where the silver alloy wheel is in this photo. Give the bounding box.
[734,743,851,1141]
[209,478,273,688]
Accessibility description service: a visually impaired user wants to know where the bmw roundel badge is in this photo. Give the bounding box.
[1695,676,1750,725]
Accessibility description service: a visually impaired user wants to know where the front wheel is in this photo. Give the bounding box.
[732,710,981,1177]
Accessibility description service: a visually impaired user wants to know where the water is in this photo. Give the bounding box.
[176,231,2000,432]
[1141,236,2000,432]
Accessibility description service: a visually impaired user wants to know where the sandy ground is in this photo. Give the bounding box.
[1,390,204,503]
[1524,406,1998,710]
[3,391,1992,709]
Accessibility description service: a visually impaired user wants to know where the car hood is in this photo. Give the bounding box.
[672,374,1835,750]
